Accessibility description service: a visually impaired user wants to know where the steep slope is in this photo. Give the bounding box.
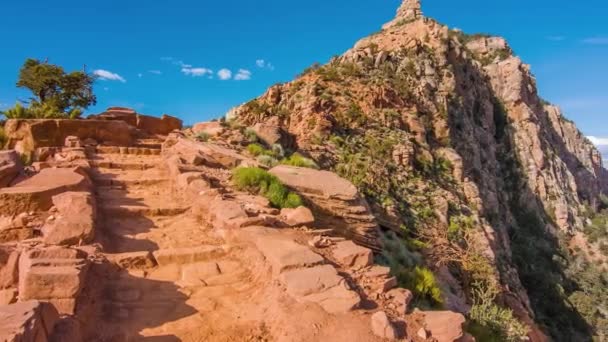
[228,1,608,340]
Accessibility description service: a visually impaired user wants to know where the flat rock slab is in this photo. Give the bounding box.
[254,235,324,273]
[332,240,373,269]
[269,165,359,200]
[280,265,342,297]
[280,264,360,314]
[152,246,226,266]
[0,167,91,216]
[0,300,59,342]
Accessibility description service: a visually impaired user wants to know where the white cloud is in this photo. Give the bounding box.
[148,70,162,75]
[161,57,192,68]
[217,68,232,80]
[256,59,275,70]
[582,37,608,45]
[234,69,252,81]
[94,69,126,83]
[182,67,213,77]
[588,136,608,146]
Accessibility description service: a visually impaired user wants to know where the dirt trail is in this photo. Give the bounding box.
[74,139,396,342]
[84,141,272,341]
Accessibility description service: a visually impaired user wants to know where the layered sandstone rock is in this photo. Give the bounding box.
[93,107,182,135]
[3,119,132,156]
[192,121,225,137]
[0,167,92,216]
[269,165,380,250]
[18,246,90,315]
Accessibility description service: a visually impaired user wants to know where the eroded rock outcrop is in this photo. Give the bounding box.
[3,119,132,156]
[227,0,608,339]
[269,165,380,250]
[0,167,92,216]
[92,107,182,135]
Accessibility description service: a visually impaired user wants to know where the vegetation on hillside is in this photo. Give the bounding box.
[232,167,302,209]
[1,58,96,119]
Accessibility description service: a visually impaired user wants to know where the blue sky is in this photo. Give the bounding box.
[0,0,606,143]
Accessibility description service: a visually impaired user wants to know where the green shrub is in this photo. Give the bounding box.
[282,153,319,169]
[257,155,279,168]
[404,266,443,305]
[244,128,258,142]
[232,167,302,208]
[195,132,210,142]
[468,283,529,342]
[247,143,274,157]
[379,232,442,306]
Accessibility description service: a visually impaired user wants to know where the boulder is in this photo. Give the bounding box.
[0,167,92,216]
[0,300,60,342]
[18,246,89,315]
[269,165,380,250]
[3,119,132,156]
[42,192,96,246]
[0,150,23,187]
[332,240,373,269]
[279,206,315,227]
[420,310,466,342]
[163,138,253,169]
[279,264,360,313]
[192,121,225,137]
[254,235,325,273]
[385,288,414,314]
[371,311,398,340]
[252,118,283,146]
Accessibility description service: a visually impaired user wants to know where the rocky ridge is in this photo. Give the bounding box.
[228,0,608,340]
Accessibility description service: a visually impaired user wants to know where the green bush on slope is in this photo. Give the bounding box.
[232,167,302,208]
[281,153,319,169]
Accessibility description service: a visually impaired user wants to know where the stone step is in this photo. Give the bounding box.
[93,177,167,187]
[99,204,190,217]
[90,160,156,171]
[152,246,227,266]
[94,146,161,156]
[134,142,162,149]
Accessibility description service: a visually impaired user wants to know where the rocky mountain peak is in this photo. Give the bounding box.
[382,0,423,29]
[397,0,423,20]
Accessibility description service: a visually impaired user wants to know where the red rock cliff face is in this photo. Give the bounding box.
[228,1,608,340]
